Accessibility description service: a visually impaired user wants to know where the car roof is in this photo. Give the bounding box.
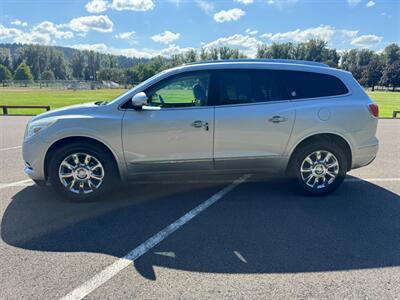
[185,59,329,68]
[165,59,351,77]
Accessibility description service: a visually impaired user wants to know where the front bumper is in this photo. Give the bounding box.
[22,136,49,181]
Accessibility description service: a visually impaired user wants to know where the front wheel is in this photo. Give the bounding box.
[290,141,348,196]
[49,143,117,202]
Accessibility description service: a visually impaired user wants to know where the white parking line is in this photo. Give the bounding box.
[0,179,33,190]
[60,174,251,300]
[0,146,22,152]
[345,177,400,182]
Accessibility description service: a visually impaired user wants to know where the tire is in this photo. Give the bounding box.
[48,142,118,202]
[289,140,348,196]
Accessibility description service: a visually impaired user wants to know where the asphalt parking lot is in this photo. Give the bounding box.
[1,116,399,299]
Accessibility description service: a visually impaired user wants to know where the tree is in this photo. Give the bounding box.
[84,51,101,80]
[14,62,33,84]
[0,48,12,70]
[380,61,400,91]
[13,44,69,80]
[360,57,383,91]
[41,69,55,80]
[257,42,295,59]
[184,49,197,63]
[0,64,12,84]
[71,51,86,79]
[382,43,400,65]
[97,68,125,83]
[341,49,365,82]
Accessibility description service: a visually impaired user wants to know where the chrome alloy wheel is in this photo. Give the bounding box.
[58,153,105,194]
[300,150,339,189]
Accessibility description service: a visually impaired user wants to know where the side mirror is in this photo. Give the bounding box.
[131,92,148,108]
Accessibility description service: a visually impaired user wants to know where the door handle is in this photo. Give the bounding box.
[191,120,209,131]
[269,115,287,123]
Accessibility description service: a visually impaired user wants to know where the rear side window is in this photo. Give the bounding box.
[280,71,349,99]
[216,69,288,105]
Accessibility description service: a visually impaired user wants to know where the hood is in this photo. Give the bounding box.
[31,102,101,122]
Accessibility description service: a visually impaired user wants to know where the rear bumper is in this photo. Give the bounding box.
[351,138,379,169]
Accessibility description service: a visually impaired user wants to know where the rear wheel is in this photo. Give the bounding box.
[290,141,347,196]
[49,142,117,202]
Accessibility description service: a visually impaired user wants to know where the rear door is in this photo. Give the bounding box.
[213,69,295,171]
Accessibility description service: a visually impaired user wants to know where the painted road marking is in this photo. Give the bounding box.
[60,174,251,300]
[0,179,33,190]
[345,177,400,182]
[0,146,22,152]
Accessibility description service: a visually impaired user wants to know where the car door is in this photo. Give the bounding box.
[213,69,295,171]
[122,71,214,174]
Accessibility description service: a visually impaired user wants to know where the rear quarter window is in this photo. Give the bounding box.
[279,70,349,100]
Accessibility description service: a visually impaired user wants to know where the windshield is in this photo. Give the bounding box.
[108,70,169,105]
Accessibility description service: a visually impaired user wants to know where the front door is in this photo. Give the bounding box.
[122,71,214,174]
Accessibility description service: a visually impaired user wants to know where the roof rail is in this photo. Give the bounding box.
[185,59,329,68]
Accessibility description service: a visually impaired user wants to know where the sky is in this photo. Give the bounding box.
[0,0,399,58]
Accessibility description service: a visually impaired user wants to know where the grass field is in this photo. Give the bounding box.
[0,88,399,117]
[367,91,400,117]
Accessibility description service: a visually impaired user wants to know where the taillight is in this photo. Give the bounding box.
[368,103,379,118]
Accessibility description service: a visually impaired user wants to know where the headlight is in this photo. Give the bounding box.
[25,118,57,140]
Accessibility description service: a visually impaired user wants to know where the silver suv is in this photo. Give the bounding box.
[22,59,379,201]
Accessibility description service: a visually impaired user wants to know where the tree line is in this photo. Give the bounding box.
[0,40,399,91]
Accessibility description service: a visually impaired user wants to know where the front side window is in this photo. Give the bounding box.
[146,72,210,108]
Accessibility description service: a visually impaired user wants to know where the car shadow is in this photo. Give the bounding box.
[2,175,400,280]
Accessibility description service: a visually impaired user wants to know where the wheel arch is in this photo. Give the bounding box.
[44,136,122,182]
[286,133,353,174]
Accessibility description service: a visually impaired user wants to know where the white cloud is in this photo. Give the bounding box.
[68,15,113,32]
[67,43,192,58]
[0,25,22,40]
[11,19,28,27]
[380,12,392,18]
[151,30,181,44]
[347,0,361,6]
[203,34,262,57]
[69,43,110,52]
[366,1,375,8]
[33,21,74,39]
[0,22,73,45]
[111,0,155,11]
[168,0,182,7]
[245,28,258,35]
[214,8,245,23]
[262,25,335,43]
[234,0,254,4]
[267,0,299,9]
[85,0,109,13]
[0,24,51,44]
[159,44,196,57]
[340,29,359,39]
[351,34,383,47]
[115,31,135,40]
[196,0,214,14]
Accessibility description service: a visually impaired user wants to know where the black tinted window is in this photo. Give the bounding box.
[216,70,288,105]
[280,71,348,99]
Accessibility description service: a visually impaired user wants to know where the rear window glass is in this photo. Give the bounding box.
[216,70,288,105]
[280,70,349,99]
